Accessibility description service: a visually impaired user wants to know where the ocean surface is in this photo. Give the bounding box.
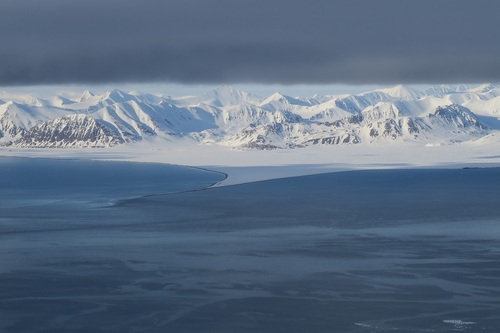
[1,157,500,332]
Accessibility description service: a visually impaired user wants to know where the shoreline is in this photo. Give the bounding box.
[3,142,500,187]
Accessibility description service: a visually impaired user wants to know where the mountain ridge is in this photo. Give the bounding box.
[1,84,499,149]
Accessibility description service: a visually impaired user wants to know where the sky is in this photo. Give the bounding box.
[1,0,500,96]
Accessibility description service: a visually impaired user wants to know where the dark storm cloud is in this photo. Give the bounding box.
[1,0,500,85]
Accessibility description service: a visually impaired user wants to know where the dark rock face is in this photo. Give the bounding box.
[306,133,360,145]
[431,104,487,129]
[15,114,124,148]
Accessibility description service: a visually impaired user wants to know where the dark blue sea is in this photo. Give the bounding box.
[1,157,500,332]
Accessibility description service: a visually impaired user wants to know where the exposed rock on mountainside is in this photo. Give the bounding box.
[0,84,498,149]
[14,114,124,148]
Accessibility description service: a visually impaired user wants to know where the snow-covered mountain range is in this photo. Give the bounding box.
[1,84,500,149]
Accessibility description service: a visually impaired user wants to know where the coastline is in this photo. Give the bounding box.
[3,140,500,187]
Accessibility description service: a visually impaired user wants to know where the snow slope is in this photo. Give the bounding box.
[1,84,499,149]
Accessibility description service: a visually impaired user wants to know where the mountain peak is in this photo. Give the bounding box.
[375,84,421,100]
[469,83,500,94]
[103,89,134,103]
[106,88,126,96]
[261,92,312,108]
[424,84,471,96]
[259,92,291,109]
[3,100,22,109]
[212,85,240,95]
[266,91,287,101]
[200,86,258,107]
[210,85,254,99]
[80,90,95,101]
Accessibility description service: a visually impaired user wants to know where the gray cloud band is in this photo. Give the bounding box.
[1,0,499,85]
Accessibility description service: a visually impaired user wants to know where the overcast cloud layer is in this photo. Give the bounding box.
[1,0,500,86]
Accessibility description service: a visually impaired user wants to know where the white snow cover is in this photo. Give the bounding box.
[2,83,500,185]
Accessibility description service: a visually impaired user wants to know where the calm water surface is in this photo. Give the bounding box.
[1,157,500,332]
